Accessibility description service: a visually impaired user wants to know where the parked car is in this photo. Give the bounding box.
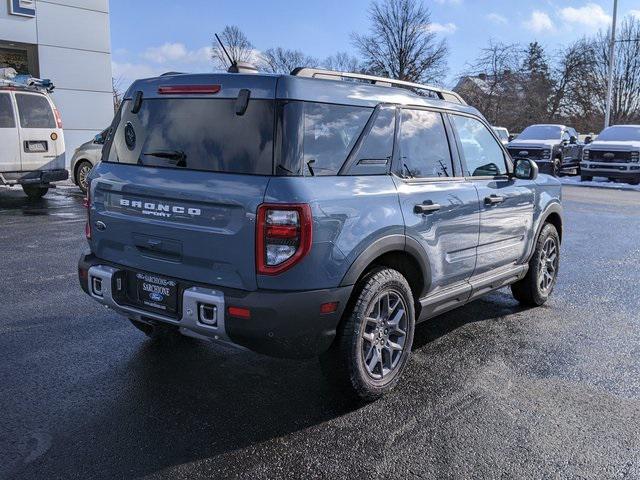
[70,127,109,193]
[492,126,510,145]
[507,124,583,177]
[78,68,563,400]
[581,125,640,185]
[0,69,68,199]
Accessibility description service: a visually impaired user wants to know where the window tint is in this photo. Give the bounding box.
[346,106,395,175]
[302,103,372,176]
[451,115,507,177]
[105,99,274,174]
[398,109,453,178]
[16,93,55,128]
[0,94,15,128]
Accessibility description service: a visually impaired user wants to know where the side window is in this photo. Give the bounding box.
[346,106,395,175]
[561,130,570,142]
[0,93,15,128]
[451,115,507,177]
[15,93,56,129]
[398,109,453,178]
[303,103,372,176]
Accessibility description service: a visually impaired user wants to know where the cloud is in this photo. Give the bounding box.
[142,42,212,64]
[425,22,458,34]
[628,9,640,20]
[559,3,611,28]
[524,11,553,33]
[112,61,164,82]
[486,13,507,24]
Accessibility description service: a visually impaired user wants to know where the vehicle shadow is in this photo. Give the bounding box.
[14,290,530,479]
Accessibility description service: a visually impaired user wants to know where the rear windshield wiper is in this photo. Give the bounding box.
[141,150,187,167]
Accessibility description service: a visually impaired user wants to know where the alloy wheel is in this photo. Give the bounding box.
[361,290,408,380]
[538,237,558,293]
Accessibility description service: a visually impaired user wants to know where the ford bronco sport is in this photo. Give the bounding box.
[78,68,563,400]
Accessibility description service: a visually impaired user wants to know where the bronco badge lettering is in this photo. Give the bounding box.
[119,198,202,218]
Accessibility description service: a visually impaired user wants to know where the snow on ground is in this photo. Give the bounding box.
[559,176,640,192]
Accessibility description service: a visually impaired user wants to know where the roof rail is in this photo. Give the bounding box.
[290,67,466,105]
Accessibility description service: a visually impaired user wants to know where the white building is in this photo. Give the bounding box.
[0,0,113,162]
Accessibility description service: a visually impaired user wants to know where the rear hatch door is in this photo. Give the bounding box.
[89,74,278,291]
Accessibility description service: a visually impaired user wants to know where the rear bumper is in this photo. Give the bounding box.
[0,169,69,186]
[78,253,352,359]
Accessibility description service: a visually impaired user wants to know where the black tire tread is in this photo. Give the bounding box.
[320,267,415,402]
[511,223,559,306]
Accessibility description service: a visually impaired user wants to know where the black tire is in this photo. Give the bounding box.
[129,318,192,343]
[75,160,93,194]
[320,267,415,401]
[628,178,640,186]
[580,175,593,182]
[552,158,562,177]
[511,223,560,306]
[22,185,49,199]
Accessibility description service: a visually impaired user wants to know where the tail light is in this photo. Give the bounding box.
[53,108,63,128]
[84,188,91,240]
[256,204,312,275]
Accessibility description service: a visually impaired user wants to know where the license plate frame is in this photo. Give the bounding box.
[25,141,48,153]
[135,272,178,314]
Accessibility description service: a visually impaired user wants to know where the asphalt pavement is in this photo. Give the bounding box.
[1,183,640,479]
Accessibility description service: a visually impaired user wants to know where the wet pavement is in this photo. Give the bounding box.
[1,184,640,479]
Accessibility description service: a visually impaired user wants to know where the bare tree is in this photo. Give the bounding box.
[112,77,124,112]
[352,0,448,84]
[212,25,255,69]
[322,52,362,73]
[259,47,318,74]
[456,41,523,128]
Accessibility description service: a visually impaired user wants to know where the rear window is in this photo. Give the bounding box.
[0,93,15,128]
[105,98,275,174]
[15,93,55,129]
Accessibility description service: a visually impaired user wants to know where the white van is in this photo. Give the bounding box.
[0,71,68,199]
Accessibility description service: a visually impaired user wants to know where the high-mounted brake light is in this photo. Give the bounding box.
[256,204,312,275]
[53,108,63,128]
[157,85,221,95]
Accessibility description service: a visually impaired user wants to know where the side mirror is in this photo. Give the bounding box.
[585,136,592,144]
[93,134,104,144]
[513,158,538,181]
[508,134,516,142]
[570,135,577,144]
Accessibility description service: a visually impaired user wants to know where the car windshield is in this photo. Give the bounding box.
[517,125,562,141]
[596,126,640,142]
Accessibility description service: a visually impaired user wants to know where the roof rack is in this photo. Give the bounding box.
[0,68,55,93]
[291,67,466,105]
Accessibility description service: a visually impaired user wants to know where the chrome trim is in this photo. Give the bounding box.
[87,265,232,344]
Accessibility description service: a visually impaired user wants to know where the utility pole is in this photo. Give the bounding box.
[604,0,618,129]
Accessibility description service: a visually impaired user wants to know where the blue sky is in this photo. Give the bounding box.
[110,0,640,90]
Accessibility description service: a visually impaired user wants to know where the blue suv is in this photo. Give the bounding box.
[78,68,563,400]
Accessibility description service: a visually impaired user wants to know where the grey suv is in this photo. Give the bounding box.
[78,68,563,400]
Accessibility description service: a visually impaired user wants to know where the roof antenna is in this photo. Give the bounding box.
[215,33,235,70]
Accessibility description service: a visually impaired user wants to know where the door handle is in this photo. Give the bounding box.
[414,201,441,214]
[484,195,505,205]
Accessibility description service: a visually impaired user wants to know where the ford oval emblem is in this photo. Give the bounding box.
[604,152,615,159]
[519,151,529,156]
[95,220,107,231]
[150,292,164,302]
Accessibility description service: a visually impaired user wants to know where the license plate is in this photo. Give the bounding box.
[26,141,47,152]
[136,272,178,313]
